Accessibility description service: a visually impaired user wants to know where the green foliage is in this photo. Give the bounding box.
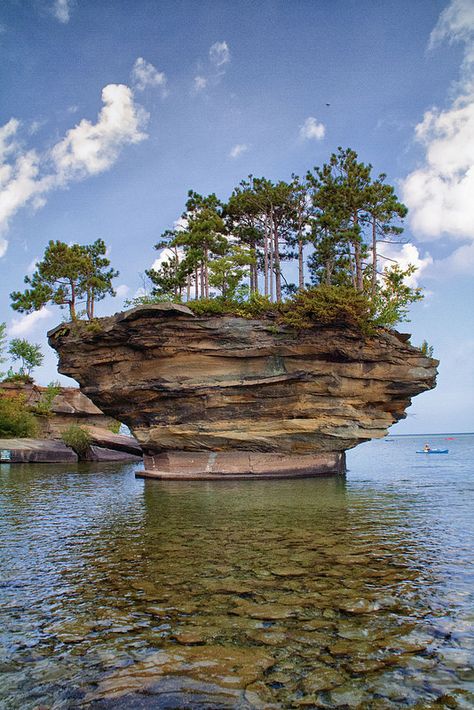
[61,425,92,460]
[208,246,255,300]
[30,381,61,417]
[420,340,434,358]
[280,285,372,331]
[10,239,118,322]
[369,264,423,327]
[8,339,43,377]
[108,420,122,434]
[2,373,32,384]
[186,298,229,316]
[0,394,38,438]
[187,293,278,319]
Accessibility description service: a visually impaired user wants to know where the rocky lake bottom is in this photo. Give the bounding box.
[0,434,473,708]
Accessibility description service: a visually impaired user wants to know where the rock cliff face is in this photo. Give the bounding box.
[48,304,438,478]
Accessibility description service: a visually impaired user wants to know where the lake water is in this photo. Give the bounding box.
[0,434,473,709]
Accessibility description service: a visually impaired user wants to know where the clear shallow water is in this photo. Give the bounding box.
[0,435,473,709]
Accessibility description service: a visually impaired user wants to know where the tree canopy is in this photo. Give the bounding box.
[10,239,118,321]
[142,147,422,327]
[8,339,43,377]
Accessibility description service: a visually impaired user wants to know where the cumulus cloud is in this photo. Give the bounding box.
[151,246,185,272]
[299,116,326,141]
[52,0,73,24]
[131,57,168,95]
[401,0,474,274]
[229,143,249,159]
[0,84,148,255]
[52,84,148,180]
[8,307,53,337]
[209,41,230,67]
[379,243,433,287]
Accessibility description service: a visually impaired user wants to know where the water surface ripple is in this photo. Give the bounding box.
[0,435,473,708]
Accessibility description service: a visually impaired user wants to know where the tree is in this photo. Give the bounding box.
[145,230,191,300]
[208,246,255,300]
[10,240,119,321]
[370,264,423,326]
[8,339,44,377]
[82,239,119,319]
[365,175,407,298]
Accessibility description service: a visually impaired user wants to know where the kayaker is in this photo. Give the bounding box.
[423,443,431,452]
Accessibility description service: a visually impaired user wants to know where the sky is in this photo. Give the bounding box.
[0,0,473,434]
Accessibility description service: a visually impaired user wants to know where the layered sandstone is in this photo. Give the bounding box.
[47,304,437,478]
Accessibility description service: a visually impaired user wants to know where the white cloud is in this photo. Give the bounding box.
[229,143,249,159]
[299,116,326,141]
[52,84,148,180]
[0,237,7,258]
[192,76,208,93]
[52,0,73,24]
[209,41,230,67]
[151,247,185,272]
[131,57,168,95]
[115,284,130,298]
[379,243,433,287]
[0,85,148,256]
[402,0,474,241]
[9,307,53,337]
[401,97,474,239]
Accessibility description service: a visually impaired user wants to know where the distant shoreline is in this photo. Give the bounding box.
[387,432,473,437]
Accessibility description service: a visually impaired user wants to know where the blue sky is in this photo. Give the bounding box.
[1,0,473,434]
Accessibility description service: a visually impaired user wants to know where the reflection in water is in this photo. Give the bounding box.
[0,441,473,708]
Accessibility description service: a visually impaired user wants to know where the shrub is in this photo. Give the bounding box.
[0,394,38,438]
[108,419,122,434]
[61,425,92,460]
[2,373,33,384]
[420,340,434,358]
[279,285,372,331]
[30,381,62,416]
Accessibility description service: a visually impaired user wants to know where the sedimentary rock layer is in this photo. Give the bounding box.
[48,304,438,472]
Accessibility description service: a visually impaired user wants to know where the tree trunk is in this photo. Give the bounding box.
[371,216,377,299]
[264,221,269,297]
[298,239,304,290]
[353,212,364,292]
[195,267,199,300]
[200,262,205,299]
[273,219,281,302]
[269,219,274,302]
[186,273,191,301]
[70,282,77,321]
[204,246,209,299]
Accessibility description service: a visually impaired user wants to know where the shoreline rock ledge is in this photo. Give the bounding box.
[48,304,438,480]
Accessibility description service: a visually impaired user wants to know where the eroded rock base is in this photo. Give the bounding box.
[137,451,346,480]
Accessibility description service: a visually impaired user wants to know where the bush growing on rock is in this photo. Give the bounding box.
[61,425,92,460]
[0,394,38,438]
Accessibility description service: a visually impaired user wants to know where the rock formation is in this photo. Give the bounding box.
[48,304,438,478]
[0,382,142,462]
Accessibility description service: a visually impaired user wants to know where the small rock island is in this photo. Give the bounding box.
[48,304,438,480]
